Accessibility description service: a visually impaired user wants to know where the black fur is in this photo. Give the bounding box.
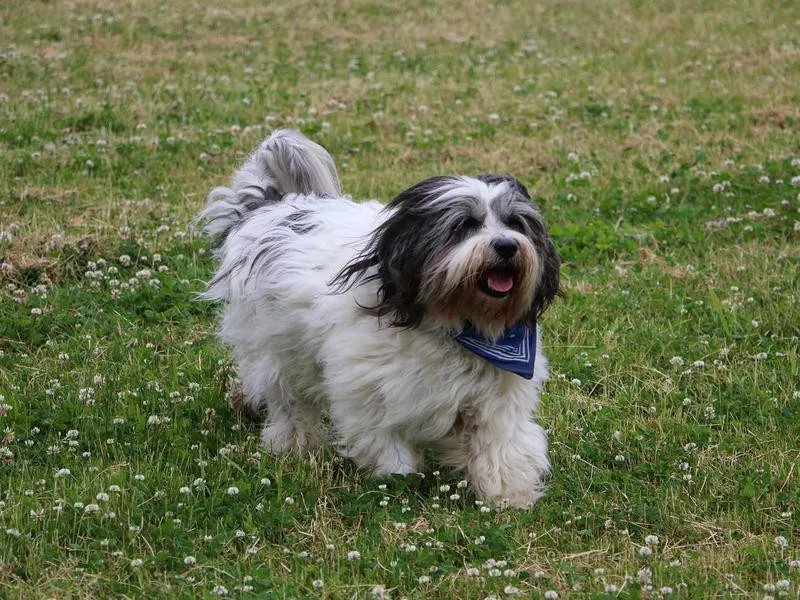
[207,187,283,248]
[332,175,561,327]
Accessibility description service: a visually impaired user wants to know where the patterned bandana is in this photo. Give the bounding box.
[453,322,537,379]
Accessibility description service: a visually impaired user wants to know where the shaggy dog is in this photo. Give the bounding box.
[197,130,560,507]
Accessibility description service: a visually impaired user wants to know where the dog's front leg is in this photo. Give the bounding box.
[451,397,550,508]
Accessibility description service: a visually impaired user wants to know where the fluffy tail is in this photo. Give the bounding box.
[195,129,340,246]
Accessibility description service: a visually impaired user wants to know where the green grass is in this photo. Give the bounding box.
[1,0,799,597]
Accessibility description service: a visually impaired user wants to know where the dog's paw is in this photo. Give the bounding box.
[261,421,319,453]
[484,487,544,509]
[225,376,246,413]
[226,376,265,421]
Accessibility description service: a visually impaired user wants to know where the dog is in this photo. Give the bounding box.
[197,130,560,507]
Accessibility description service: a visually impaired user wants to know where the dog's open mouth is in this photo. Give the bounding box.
[478,267,515,298]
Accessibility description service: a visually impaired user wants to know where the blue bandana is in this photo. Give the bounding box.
[453,322,537,379]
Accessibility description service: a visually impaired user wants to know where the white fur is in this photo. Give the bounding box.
[199,130,552,507]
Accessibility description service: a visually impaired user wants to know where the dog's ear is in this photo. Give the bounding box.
[332,176,458,327]
[530,235,561,320]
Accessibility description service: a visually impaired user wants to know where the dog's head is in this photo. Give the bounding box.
[333,174,560,337]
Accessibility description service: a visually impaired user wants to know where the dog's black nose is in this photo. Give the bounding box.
[492,238,518,258]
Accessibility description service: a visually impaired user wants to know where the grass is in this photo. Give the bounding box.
[1,0,798,597]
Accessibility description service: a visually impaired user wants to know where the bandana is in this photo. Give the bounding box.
[453,322,537,379]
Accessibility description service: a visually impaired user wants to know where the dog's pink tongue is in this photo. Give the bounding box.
[487,273,514,293]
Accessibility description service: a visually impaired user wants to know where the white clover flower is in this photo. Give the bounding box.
[347,550,361,560]
[226,486,239,496]
[183,555,196,565]
[84,503,101,514]
[370,586,385,598]
[312,579,324,590]
[669,356,684,366]
[639,546,653,557]
[418,575,430,584]
[134,474,145,481]
[212,584,228,595]
[776,580,790,590]
[544,591,558,600]
[235,530,246,539]
[644,534,660,546]
[5,528,21,538]
[96,493,109,502]
[55,468,71,478]
[660,587,673,595]
[774,535,789,549]
[260,477,271,487]
[604,584,618,593]
[179,486,191,495]
[284,496,294,505]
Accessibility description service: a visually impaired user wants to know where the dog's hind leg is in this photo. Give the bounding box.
[237,357,321,453]
[340,428,420,476]
[260,383,322,453]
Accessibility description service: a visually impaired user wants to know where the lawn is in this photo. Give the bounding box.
[0,0,798,597]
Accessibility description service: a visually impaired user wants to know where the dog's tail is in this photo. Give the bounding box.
[195,129,340,246]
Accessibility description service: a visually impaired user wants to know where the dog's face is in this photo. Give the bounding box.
[334,175,560,337]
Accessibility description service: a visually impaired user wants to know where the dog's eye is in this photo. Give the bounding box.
[507,217,527,233]
[453,216,481,232]
[464,216,482,229]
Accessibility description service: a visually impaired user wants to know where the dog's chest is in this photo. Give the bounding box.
[377,336,512,441]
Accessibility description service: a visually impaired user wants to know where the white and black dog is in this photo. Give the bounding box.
[197,130,560,507]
